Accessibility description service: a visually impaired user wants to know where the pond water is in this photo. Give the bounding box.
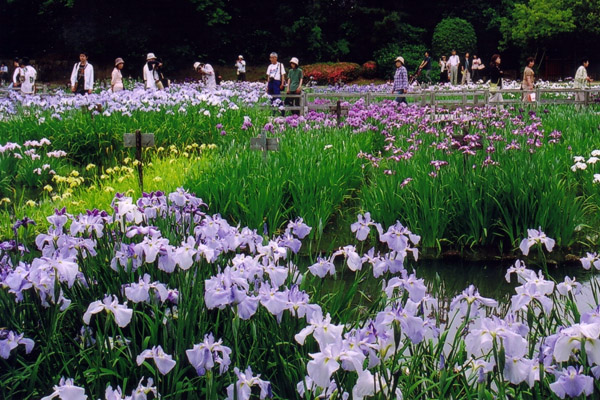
[414,259,599,312]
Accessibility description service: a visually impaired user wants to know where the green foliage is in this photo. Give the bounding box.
[499,0,575,49]
[432,17,477,58]
[373,43,427,79]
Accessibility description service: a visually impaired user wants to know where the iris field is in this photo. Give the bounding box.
[1,81,600,399]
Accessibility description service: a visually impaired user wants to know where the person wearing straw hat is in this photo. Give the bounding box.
[111,58,125,93]
[235,55,246,81]
[143,53,158,90]
[70,52,94,95]
[285,57,303,115]
[392,56,408,105]
[574,57,592,108]
[194,61,217,89]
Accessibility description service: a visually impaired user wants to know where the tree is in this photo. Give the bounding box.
[432,17,477,58]
[499,0,575,49]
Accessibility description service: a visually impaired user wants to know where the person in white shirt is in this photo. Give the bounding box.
[19,58,36,95]
[111,58,125,93]
[143,53,158,90]
[235,55,246,81]
[266,52,286,115]
[193,62,217,89]
[11,58,22,89]
[448,50,460,85]
[70,52,94,95]
[574,57,593,107]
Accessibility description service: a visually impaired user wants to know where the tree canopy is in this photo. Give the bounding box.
[0,0,596,74]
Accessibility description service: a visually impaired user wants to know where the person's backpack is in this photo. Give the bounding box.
[214,70,222,85]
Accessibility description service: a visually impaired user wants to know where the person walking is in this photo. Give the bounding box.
[472,54,483,82]
[235,55,246,81]
[11,58,22,89]
[266,52,285,114]
[70,52,94,95]
[0,63,8,85]
[461,52,471,85]
[574,57,592,107]
[448,50,460,85]
[418,51,432,84]
[439,55,449,83]
[111,58,125,93]
[19,58,36,95]
[143,53,159,90]
[522,57,535,102]
[392,56,409,105]
[488,54,503,107]
[285,57,303,115]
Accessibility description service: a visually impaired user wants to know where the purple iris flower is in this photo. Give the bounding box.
[0,330,34,359]
[550,366,594,399]
[136,345,176,375]
[186,333,232,376]
[308,257,335,278]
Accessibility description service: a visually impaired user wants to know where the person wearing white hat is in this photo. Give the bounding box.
[235,55,246,81]
[266,52,285,115]
[194,62,217,89]
[143,53,158,90]
[111,58,125,93]
[70,52,94,95]
[392,56,408,105]
[285,57,303,115]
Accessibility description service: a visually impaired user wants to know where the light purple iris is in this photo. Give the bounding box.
[0,329,34,359]
[186,333,232,376]
[350,213,377,241]
[40,377,87,400]
[550,366,594,399]
[83,295,133,328]
[226,366,272,400]
[450,284,498,317]
[519,227,555,256]
[136,345,177,375]
[308,257,335,278]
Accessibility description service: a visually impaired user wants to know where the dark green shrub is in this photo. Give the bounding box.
[373,43,427,79]
[432,17,477,59]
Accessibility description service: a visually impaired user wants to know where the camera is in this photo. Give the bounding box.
[148,60,161,70]
[268,77,274,83]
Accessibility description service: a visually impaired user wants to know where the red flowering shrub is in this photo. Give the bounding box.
[303,62,361,85]
[361,61,377,79]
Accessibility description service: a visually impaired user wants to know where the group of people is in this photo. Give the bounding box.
[438,50,485,85]
[6,57,37,94]
[2,50,593,110]
[263,52,303,115]
[392,50,593,106]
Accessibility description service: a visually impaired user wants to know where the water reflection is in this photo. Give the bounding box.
[411,259,599,312]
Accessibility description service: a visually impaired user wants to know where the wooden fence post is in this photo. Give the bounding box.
[135,130,144,193]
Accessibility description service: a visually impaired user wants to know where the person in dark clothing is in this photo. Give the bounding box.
[439,55,449,83]
[418,51,432,84]
[488,54,503,105]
